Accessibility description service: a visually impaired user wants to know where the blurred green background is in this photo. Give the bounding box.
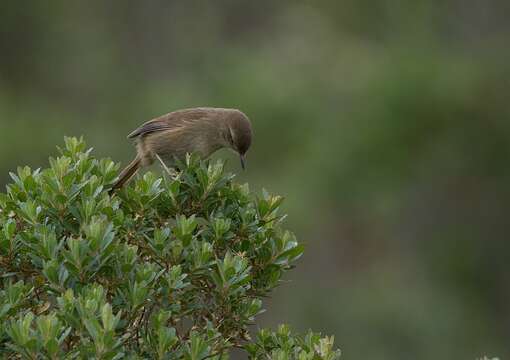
[1,1,509,358]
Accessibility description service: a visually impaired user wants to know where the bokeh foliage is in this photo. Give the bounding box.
[0,137,340,359]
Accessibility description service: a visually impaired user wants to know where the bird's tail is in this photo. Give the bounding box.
[110,156,141,193]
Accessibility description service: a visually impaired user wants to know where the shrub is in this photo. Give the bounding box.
[0,137,340,359]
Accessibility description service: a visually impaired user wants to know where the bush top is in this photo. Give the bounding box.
[0,137,340,359]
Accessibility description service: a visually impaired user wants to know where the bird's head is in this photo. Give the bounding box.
[224,109,253,170]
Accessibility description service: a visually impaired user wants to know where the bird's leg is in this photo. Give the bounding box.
[154,153,179,179]
[154,154,176,177]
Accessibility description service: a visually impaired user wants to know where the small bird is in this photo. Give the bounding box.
[110,107,253,191]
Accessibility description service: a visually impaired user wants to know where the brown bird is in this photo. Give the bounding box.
[110,107,253,191]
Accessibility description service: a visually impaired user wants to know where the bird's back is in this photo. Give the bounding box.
[127,108,231,139]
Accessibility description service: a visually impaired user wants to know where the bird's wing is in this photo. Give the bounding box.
[127,108,213,139]
[127,119,172,139]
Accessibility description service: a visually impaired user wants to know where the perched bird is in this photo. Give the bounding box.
[110,107,253,191]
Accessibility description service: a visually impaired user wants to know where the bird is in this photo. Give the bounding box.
[110,107,253,191]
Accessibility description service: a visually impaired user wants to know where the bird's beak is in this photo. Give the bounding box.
[240,154,246,170]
